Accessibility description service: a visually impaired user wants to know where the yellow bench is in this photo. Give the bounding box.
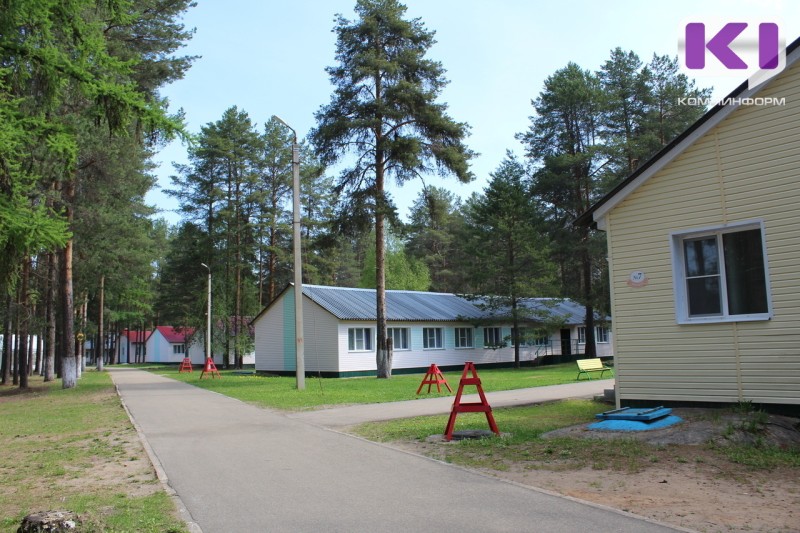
[576,358,613,380]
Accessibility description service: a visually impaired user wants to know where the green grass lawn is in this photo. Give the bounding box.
[353,399,800,473]
[353,399,643,470]
[0,372,188,533]
[141,362,587,410]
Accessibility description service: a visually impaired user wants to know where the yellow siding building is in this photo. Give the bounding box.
[578,39,800,409]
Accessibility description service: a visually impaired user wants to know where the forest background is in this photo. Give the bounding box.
[1,0,793,386]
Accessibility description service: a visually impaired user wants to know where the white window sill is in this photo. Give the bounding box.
[676,313,772,325]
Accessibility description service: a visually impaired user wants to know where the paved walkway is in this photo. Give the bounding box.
[288,379,614,427]
[110,368,682,533]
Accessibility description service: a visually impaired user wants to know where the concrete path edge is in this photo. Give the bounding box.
[113,380,204,533]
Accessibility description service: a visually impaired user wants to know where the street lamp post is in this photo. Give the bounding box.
[200,263,212,364]
[272,115,305,390]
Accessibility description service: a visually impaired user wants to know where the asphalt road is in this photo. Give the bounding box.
[110,368,683,533]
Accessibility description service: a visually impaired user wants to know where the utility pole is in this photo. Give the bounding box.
[272,115,305,390]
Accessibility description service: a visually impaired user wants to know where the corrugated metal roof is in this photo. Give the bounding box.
[518,298,589,325]
[300,285,601,325]
[302,285,484,321]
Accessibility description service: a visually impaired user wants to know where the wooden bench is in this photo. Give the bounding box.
[576,358,613,380]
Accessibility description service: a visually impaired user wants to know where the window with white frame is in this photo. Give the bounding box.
[533,328,549,346]
[454,327,473,348]
[483,327,502,347]
[387,327,409,350]
[579,326,609,344]
[510,327,547,346]
[672,222,771,323]
[172,344,185,354]
[348,327,372,351]
[423,327,443,349]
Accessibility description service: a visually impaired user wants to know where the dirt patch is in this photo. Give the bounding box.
[59,431,160,499]
[387,408,800,533]
[0,385,51,403]
[495,448,799,533]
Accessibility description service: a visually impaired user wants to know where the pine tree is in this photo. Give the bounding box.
[645,54,710,151]
[311,0,474,377]
[405,186,465,292]
[519,63,604,357]
[598,48,653,182]
[462,155,555,367]
[255,118,293,304]
[1,0,194,388]
[169,108,264,368]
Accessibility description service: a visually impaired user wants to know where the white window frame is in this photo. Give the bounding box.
[173,343,185,355]
[348,327,373,352]
[483,327,502,347]
[578,326,608,344]
[454,327,473,348]
[511,327,546,347]
[387,327,410,351]
[422,327,443,349]
[671,220,772,324]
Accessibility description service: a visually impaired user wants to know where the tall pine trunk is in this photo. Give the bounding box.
[61,179,77,388]
[79,293,87,373]
[96,275,104,371]
[44,253,57,381]
[2,294,11,384]
[374,146,392,378]
[18,257,29,389]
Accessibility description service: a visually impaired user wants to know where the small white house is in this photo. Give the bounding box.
[252,285,612,377]
[146,326,204,364]
[117,329,150,363]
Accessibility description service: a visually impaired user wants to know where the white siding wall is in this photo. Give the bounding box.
[145,333,158,363]
[254,294,286,372]
[337,323,599,373]
[255,291,340,373]
[145,331,203,364]
[605,63,800,405]
[302,299,341,372]
[254,290,613,375]
[187,340,205,365]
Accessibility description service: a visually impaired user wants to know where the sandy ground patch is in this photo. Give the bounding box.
[386,408,800,532]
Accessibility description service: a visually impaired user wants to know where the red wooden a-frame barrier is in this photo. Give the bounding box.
[178,358,193,373]
[444,361,500,441]
[200,357,221,379]
[416,363,453,394]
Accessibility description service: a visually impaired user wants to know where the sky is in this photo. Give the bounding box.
[147,0,800,226]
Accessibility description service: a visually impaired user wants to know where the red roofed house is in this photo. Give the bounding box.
[146,326,204,364]
[117,329,151,363]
